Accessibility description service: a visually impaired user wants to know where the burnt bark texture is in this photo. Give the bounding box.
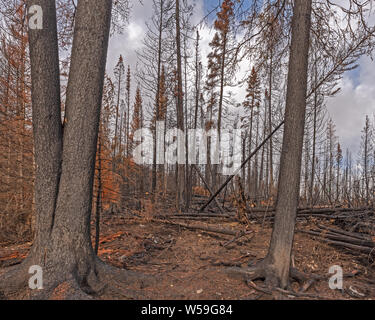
[226,0,313,291]
[264,0,312,289]
[175,0,185,211]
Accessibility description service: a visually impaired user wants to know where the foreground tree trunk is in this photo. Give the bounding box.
[0,0,148,299]
[264,0,312,289]
[227,0,312,290]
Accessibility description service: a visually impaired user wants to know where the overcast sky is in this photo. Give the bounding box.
[107,0,375,157]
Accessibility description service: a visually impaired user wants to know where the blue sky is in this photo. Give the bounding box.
[204,0,220,11]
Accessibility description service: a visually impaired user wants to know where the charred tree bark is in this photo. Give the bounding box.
[175,0,185,212]
[264,0,312,289]
[226,1,312,291]
[95,134,103,255]
[0,0,149,299]
[28,0,63,255]
[152,0,164,199]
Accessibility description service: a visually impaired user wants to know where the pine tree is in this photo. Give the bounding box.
[205,0,235,187]
[336,142,342,204]
[130,86,143,152]
[243,67,260,196]
[359,115,373,205]
[113,55,125,162]
[0,1,33,239]
[125,65,131,157]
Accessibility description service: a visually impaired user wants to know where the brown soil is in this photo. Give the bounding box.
[1,212,375,300]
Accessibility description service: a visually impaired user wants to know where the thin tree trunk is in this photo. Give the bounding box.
[268,51,274,195]
[114,71,122,164]
[264,0,312,289]
[95,134,103,255]
[310,75,318,206]
[152,0,164,198]
[175,0,185,211]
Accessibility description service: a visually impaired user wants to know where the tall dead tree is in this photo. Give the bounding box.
[360,115,373,206]
[152,0,165,199]
[233,0,312,289]
[175,0,185,211]
[125,65,131,158]
[113,55,125,164]
[264,0,312,288]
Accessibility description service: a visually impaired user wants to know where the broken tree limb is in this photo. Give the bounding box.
[192,164,225,213]
[221,230,253,248]
[152,218,239,236]
[165,212,233,218]
[274,287,334,300]
[200,121,285,212]
[157,216,235,222]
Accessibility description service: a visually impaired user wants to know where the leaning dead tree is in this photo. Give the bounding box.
[200,24,375,213]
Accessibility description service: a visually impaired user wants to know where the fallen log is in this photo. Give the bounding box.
[164,212,234,218]
[221,231,253,248]
[298,207,372,214]
[350,222,374,234]
[157,216,235,222]
[317,224,372,241]
[245,208,373,222]
[152,219,239,236]
[298,229,375,248]
[246,207,372,215]
[315,238,374,254]
[297,230,374,254]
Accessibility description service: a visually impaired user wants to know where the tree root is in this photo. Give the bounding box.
[92,257,158,299]
[0,254,36,298]
[95,257,157,288]
[225,260,325,298]
[246,280,334,300]
[225,262,266,283]
[0,254,156,300]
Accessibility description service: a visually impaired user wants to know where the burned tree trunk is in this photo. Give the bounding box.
[263,0,312,289]
[0,0,148,299]
[175,0,185,211]
[226,0,313,290]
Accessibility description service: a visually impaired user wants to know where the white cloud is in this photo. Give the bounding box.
[326,56,375,156]
[105,0,375,159]
[127,22,144,43]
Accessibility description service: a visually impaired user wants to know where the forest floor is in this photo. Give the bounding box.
[1,208,375,300]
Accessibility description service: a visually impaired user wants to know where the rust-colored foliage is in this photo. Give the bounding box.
[0,1,34,243]
[152,65,168,126]
[214,0,234,34]
[93,75,121,211]
[158,66,167,121]
[244,67,261,110]
[129,86,143,152]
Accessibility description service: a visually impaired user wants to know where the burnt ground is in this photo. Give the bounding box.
[1,210,375,300]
